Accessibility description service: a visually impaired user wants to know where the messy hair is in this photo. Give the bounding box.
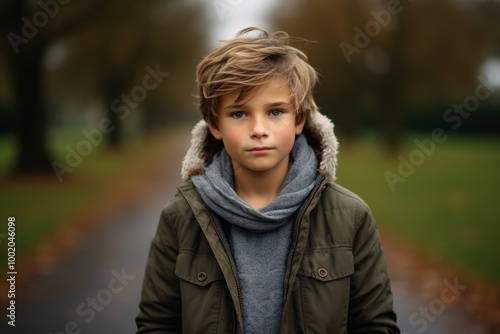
[196,27,318,127]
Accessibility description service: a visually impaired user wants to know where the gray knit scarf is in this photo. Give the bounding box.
[192,134,319,334]
[192,134,319,233]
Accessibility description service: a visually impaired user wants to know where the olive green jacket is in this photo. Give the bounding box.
[136,112,399,333]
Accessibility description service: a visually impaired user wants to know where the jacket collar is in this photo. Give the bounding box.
[180,111,339,182]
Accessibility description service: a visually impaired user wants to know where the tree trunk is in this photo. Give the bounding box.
[9,43,53,174]
[1,0,53,174]
[379,7,406,156]
[104,76,127,148]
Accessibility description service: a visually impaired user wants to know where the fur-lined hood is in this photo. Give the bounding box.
[181,111,339,182]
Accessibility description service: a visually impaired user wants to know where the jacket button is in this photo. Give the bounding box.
[317,268,328,278]
[197,272,207,282]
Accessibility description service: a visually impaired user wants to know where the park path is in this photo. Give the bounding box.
[1,131,497,334]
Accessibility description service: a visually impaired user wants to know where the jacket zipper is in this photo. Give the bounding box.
[232,308,238,334]
[198,199,243,333]
[281,178,325,319]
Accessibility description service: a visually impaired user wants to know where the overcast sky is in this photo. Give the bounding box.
[205,0,282,49]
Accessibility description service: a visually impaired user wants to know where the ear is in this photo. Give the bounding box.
[208,121,222,140]
[295,115,306,135]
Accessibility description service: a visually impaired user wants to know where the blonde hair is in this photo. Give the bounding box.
[196,27,318,127]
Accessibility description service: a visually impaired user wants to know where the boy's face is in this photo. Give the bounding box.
[208,77,305,176]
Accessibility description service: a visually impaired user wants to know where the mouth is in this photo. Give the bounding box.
[247,146,273,153]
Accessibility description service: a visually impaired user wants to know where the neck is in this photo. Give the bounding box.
[233,157,289,210]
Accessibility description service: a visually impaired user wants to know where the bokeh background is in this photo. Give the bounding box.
[1,0,499,333]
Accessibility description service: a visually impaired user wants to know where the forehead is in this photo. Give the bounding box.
[220,77,292,109]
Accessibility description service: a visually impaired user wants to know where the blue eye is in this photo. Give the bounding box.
[231,112,245,119]
[270,109,283,117]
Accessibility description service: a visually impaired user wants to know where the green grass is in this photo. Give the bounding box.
[0,126,183,266]
[336,133,500,284]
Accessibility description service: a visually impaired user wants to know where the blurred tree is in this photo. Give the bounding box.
[475,0,500,59]
[50,0,206,144]
[93,1,152,147]
[272,0,489,154]
[0,0,110,174]
[130,1,208,132]
[0,0,207,176]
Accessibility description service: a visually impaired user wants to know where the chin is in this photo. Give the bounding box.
[235,163,271,173]
[249,163,281,173]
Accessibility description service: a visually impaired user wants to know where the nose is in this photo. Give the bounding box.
[249,115,268,139]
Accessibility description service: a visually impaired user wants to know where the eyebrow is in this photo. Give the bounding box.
[223,101,292,110]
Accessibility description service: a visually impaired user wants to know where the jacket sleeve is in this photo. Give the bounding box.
[136,211,182,333]
[347,207,400,333]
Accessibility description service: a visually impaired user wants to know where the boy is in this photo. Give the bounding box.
[136,27,399,333]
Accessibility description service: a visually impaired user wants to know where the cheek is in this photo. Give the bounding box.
[221,129,244,154]
[274,124,298,151]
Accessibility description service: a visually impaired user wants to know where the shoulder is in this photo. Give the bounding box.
[157,181,214,252]
[157,181,198,235]
[311,181,375,236]
[162,182,194,215]
[320,181,371,213]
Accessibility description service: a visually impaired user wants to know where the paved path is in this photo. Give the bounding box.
[1,135,497,333]
[1,154,182,334]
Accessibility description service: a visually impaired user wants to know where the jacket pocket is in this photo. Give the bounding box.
[298,246,354,281]
[295,246,353,333]
[175,251,224,286]
[175,251,228,334]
